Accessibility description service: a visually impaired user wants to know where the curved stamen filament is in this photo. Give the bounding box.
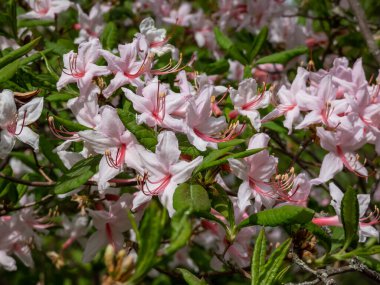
[138,171,172,196]
[7,111,27,136]
[336,146,368,178]
[360,206,380,226]
[124,53,152,79]
[242,82,267,110]
[151,54,195,76]
[48,116,78,140]
[105,145,126,169]
[193,122,245,143]
[62,54,85,78]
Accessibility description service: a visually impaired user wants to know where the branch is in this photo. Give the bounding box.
[346,0,380,65]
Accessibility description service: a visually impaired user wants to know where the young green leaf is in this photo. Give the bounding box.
[50,114,91,132]
[238,206,315,228]
[251,229,267,285]
[261,238,292,285]
[255,46,308,65]
[214,27,233,50]
[341,187,359,251]
[173,183,211,213]
[101,22,118,50]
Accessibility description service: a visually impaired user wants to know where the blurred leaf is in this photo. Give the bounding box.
[51,114,91,132]
[203,59,229,74]
[130,199,166,283]
[251,229,267,285]
[255,46,308,65]
[101,22,118,50]
[341,187,359,250]
[238,206,315,228]
[209,183,235,227]
[39,135,68,173]
[54,155,101,194]
[18,19,54,28]
[177,268,208,285]
[249,26,268,63]
[214,27,233,50]
[0,37,41,69]
[218,139,246,149]
[173,183,211,213]
[164,208,192,255]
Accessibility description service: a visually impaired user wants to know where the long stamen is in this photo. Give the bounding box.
[138,172,171,196]
[48,116,78,140]
[360,206,380,226]
[242,82,267,110]
[151,54,195,76]
[336,146,368,178]
[193,122,245,143]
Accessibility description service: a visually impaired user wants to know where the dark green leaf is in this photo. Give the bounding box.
[238,206,315,228]
[173,183,211,213]
[39,135,68,173]
[251,229,267,285]
[18,19,54,28]
[255,46,308,65]
[117,103,157,152]
[51,114,91,132]
[341,187,359,250]
[54,155,101,194]
[209,183,235,227]
[218,139,246,149]
[203,59,229,74]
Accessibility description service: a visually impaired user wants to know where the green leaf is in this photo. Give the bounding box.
[194,147,264,174]
[8,0,17,39]
[10,152,39,173]
[209,183,235,227]
[255,46,308,65]
[177,268,208,285]
[164,208,193,255]
[238,206,315,228]
[130,199,166,283]
[249,26,268,63]
[0,37,41,69]
[341,187,359,250]
[0,49,52,83]
[39,135,68,173]
[117,103,158,152]
[251,229,267,285]
[46,92,76,102]
[218,139,246,149]
[203,59,229,74]
[261,238,291,285]
[54,155,101,194]
[261,121,287,134]
[0,166,13,198]
[51,114,91,132]
[214,27,233,50]
[173,183,211,213]
[101,22,118,50]
[304,222,331,252]
[18,19,54,28]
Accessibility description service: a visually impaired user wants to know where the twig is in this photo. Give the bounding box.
[32,151,54,183]
[346,0,380,65]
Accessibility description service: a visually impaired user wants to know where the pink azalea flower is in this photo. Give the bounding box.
[78,106,144,191]
[312,117,368,184]
[262,67,309,134]
[100,39,148,98]
[57,39,110,93]
[19,0,72,20]
[312,183,379,242]
[0,90,43,158]
[229,133,278,211]
[57,215,89,250]
[82,194,133,262]
[133,131,203,216]
[229,78,270,130]
[74,3,111,44]
[123,78,185,132]
[162,3,193,26]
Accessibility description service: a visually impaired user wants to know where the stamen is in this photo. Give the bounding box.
[138,171,172,196]
[193,122,245,143]
[336,146,368,178]
[151,54,195,76]
[360,206,380,226]
[48,116,78,140]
